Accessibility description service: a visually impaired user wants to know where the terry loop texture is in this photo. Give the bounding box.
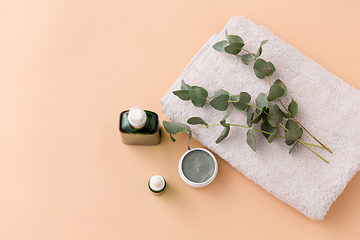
[160,16,360,220]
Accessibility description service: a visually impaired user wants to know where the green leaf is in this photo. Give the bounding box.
[251,113,262,124]
[255,93,268,114]
[210,95,229,111]
[213,89,229,98]
[254,40,268,59]
[181,80,191,90]
[246,129,256,152]
[253,58,276,79]
[232,92,251,112]
[285,120,303,145]
[268,85,285,101]
[230,95,239,102]
[212,40,229,52]
[288,99,298,117]
[267,104,284,127]
[273,79,287,96]
[187,117,208,126]
[220,109,232,127]
[163,121,190,134]
[173,90,190,100]
[226,32,244,45]
[261,122,279,143]
[216,125,230,144]
[189,87,208,107]
[240,92,251,103]
[268,127,279,143]
[210,89,230,111]
[268,79,287,101]
[224,43,244,55]
[239,54,255,65]
[222,109,232,121]
[187,130,192,150]
[170,134,176,142]
[251,107,267,124]
[246,106,254,127]
[289,141,299,154]
[284,112,293,119]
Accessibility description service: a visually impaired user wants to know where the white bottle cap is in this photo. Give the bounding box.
[149,175,165,192]
[128,106,147,129]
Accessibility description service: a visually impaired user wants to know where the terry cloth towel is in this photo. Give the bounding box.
[160,16,360,220]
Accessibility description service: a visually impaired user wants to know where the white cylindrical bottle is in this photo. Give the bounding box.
[148,175,166,195]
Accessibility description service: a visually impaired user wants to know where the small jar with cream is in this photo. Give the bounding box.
[148,175,166,195]
[178,148,218,188]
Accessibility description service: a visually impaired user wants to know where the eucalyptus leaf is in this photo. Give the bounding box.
[212,40,229,52]
[273,79,287,96]
[187,130,192,150]
[220,109,232,126]
[251,113,262,124]
[247,106,254,127]
[170,134,176,142]
[289,141,299,154]
[230,95,239,102]
[222,109,232,121]
[240,92,251,103]
[189,87,208,107]
[251,107,267,124]
[267,104,284,127]
[255,93,268,114]
[261,122,279,143]
[253,58,276,79]
[216,125,230,144]
[267,79,288,101]
[214,89,229,98]
[224,43,244,55]
[173,90,190,100]
[239,54,255,65]
[226,33,244,45]
[210,95,229,111]
[268,127,279,143]
[268,84,285,101]
[285,120,303,145]
[254,40,268,59]
[232,92,251,112]
[210,89,230,111]
[181,80,191,90]
[187,117,208,127]
[288,99,298,117]
[283,112,293,119]
[246,128,256,152]
[163,121,190,134]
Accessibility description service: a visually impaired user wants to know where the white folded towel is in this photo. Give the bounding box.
[160,16,360,220]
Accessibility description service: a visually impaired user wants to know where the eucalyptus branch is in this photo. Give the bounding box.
[171,79,329,163]
[163,112,327,163]
[239,40,332,153]
[267,84,332,153]
[190,123,324,149]
[166,31,331,163]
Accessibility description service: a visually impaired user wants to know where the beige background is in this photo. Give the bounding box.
[1,0,360,239]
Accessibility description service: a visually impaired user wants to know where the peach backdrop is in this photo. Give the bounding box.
[1,0,360,239]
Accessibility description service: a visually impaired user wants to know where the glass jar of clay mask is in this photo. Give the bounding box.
[178,148,218,188]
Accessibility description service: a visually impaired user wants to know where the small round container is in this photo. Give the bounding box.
[178,148,218,188]
[148,175,166,195]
